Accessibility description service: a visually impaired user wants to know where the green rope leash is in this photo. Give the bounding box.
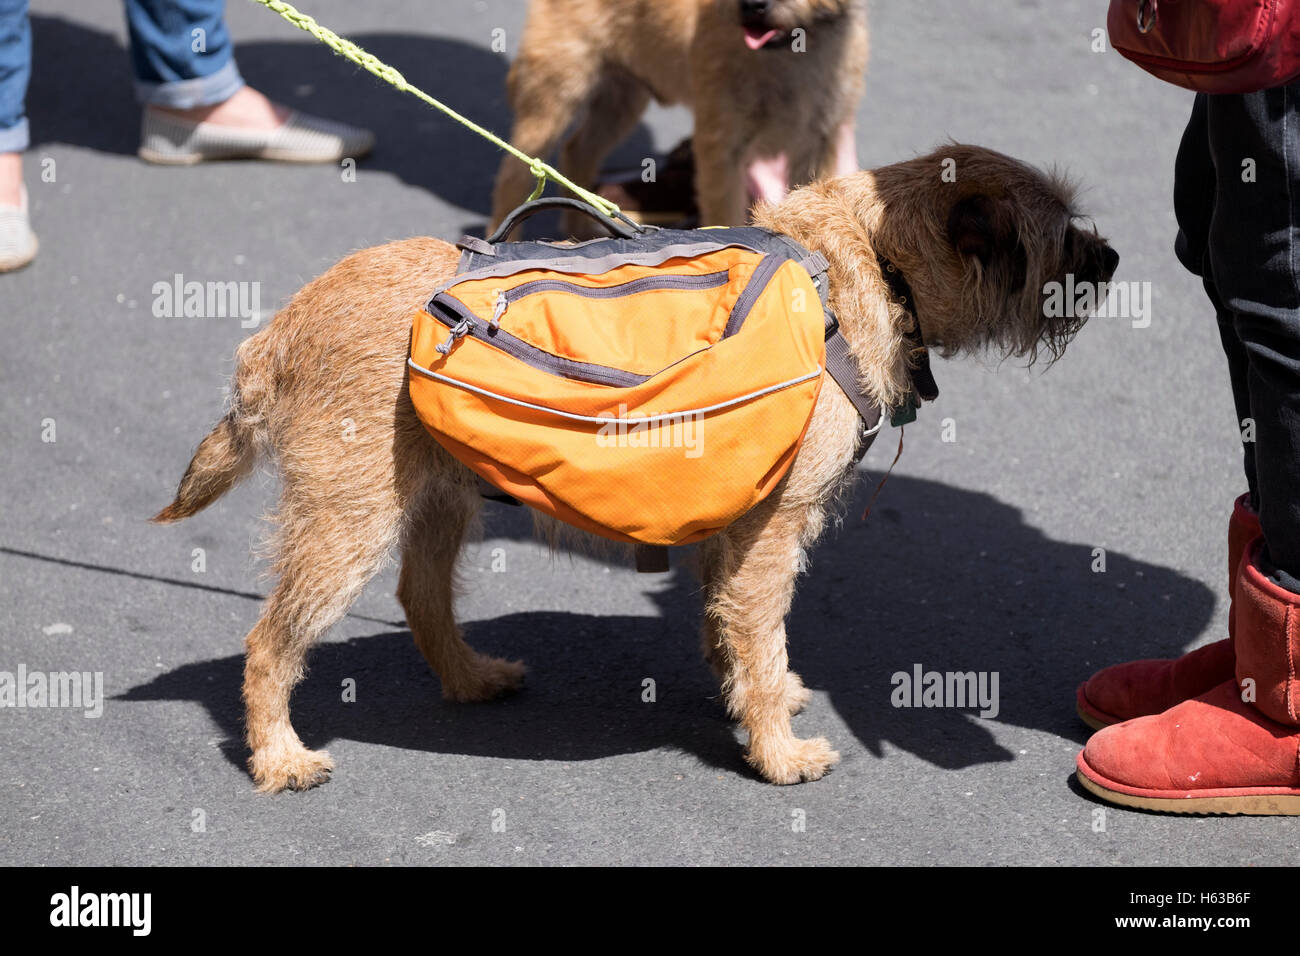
[249,0,620,215]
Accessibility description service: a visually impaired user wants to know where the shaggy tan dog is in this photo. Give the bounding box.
[490,0,869,231]
[155,145,1117,792]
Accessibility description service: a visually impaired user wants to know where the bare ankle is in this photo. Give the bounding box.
[0,153,24,208]
[149,86,290,131]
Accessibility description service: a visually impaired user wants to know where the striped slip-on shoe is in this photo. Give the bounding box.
[139,107,375,165]
[0,185,38,273]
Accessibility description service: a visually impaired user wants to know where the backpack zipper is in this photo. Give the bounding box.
[426,256,784,385]
[490,269,731,325]
[428,298,650,386]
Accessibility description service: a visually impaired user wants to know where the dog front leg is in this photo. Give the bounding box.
[701,506,838,784]
[744,152,791,206]
[795,118,858,189]
[700,601,810,718]
[490,50,601,230]
[558,72,651,238]
[693,122,752,226]
[828,118,859,178]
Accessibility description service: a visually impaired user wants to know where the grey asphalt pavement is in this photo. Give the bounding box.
[3,0,1296,866]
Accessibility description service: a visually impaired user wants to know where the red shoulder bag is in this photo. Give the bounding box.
[1108,0,1300,93]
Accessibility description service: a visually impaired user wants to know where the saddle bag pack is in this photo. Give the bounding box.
[407,198,882,550]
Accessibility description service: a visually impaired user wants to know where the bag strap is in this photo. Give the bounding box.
[823,313,886,456]
[798,249,887,457]
[476,474,521,506]
[487,197,647,244]
[634,545,670,573]
[472,476,671,573]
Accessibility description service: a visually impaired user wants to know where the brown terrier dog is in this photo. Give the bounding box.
[491,0,869,232]
[155,145,1117,792]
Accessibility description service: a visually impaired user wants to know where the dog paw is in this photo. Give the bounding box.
[442,655,526,703]
[249,746,334,793]
[747,735,840,785]
[783,670,811,716]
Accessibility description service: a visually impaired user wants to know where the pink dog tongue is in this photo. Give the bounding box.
[743,26,779,50]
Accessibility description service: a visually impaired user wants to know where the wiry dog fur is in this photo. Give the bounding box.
[491,0,869,231]
[156,145,1117,792]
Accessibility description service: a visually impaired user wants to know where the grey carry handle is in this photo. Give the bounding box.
[487,197,646,243]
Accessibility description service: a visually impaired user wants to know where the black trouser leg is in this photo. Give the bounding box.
[1202,85,1300,592]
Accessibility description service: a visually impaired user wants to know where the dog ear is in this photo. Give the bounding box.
[946,194,1000,265]
[947,193,1028,291]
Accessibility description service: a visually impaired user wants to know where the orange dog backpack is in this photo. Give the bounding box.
[408,198,884,560]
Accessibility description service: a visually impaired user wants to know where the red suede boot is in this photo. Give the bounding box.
[1076,537,1300,814]
[1075,494,1259,729]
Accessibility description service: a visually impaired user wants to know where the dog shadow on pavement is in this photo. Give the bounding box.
[26,15,654,218]
[119,473,1215,782]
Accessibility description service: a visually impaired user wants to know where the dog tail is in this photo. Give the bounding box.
[152,340,272,524]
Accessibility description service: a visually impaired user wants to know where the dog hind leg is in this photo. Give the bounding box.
[397,484,526,702]
[242,489,405,793]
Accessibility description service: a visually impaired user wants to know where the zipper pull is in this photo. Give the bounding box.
[435,317,471,355]
[488,291,508,332]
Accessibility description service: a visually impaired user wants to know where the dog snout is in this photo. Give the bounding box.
[1074,235,1119,285]
[1085,241,1119,284]
[1101,244,1120,280]
[740,0,771,25]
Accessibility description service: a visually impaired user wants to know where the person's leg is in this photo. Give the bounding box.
[0,0,29,128]
[1175,93,1260,498]
[1207,83,1300,592]
[124,0,242,109]
[1204,273,1260,505]
[1074,94,1257,728]
[124,0,372,163]
[1172,94,1212,276]
[1077,82,1300,813]
[1184,91,1262,501]
[0,0,36,271]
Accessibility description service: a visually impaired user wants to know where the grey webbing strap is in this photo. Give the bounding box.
[824,329,882,428]
[477,474,520,505]
[474,474,669,572]
[801,250,830,282]
[824,323,885,459]
[634,544,670,573]
[456,235,496,256]
[801,249,885,440]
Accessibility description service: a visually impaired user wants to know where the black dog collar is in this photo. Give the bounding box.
[876,254,939,405]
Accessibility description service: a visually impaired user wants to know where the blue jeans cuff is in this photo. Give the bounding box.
[135,57,243,109]
[0,117,29,153]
